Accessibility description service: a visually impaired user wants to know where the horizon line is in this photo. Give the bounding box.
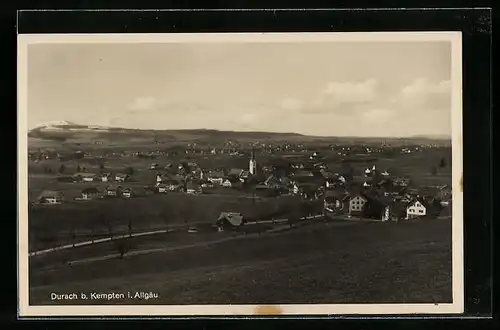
[28,123,452,140]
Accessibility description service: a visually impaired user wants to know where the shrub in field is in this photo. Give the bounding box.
[113,237,134,259]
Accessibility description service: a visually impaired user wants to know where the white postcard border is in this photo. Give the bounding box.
[17,32,464,317]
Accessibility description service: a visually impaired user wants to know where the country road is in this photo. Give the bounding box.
[28,214,452,258]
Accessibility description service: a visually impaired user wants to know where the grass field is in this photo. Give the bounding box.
[28,187,303,251]
[29,217,452,305]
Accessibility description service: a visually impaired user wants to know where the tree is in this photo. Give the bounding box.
[125,166,134,175]
[114,238,133,259]
[58,164,66,174]
[439,157,446,168]
[76,164,81,172]
[99,163,105,171]
[288,204,302,228]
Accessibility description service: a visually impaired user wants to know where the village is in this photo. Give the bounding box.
[30,140,453,234]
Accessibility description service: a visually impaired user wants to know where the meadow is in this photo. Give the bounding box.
[29,217,452,305]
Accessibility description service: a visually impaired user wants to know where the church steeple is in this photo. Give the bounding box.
[249,147,257,175]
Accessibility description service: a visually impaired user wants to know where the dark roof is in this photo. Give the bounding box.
[186,182,200,189]
[228,168,244,176]
[407,197,433,209]
[208,170,225,178]
[391,201,408,216]
[38,190,63,198]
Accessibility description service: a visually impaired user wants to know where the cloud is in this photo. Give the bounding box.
[308,78,379,114]
[393,78,451,111]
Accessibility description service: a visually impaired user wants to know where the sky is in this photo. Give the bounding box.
[26,40,452,137]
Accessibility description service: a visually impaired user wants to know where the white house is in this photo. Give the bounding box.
[121,188,133,198]
[81,187,100,200]
[406,198,427,219]
[37,190,64,204]
[101,173,111,182]
[157,184,167,193]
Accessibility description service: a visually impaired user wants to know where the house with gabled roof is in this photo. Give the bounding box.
[37,190,64,204]
[405,197,442,219]
[121,187,133,198]
[324,189,347,213]
[106,185,121,197]
[81,187,101,200]
[73,172,96,182]
[207,170,225,185]
[345,192,369,215]
[115,173,129,183]
[215,212,245,231]
[186,181,202,194]
[100,173,112,182]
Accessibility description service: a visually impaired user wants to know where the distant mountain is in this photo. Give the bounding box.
[27,121,452,146]
[410,134,451,140]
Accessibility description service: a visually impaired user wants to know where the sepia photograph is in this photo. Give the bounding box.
[18,32,463,316]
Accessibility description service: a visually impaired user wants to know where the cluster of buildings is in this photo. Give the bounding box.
[35,148,452,224]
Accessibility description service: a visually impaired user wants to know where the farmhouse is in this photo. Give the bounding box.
[222,177,241,188]
[106,186,121,197]
[215,212,245,231]
[346,193,368,215]
[324,189,347,213]
[405,198,428,219]
[200,180,214,188]
[81,187,101,200]
[73,172,96,182]
[157,183,168,193]
[121,187,133,198]
[186,182,202,195]
[207,170,225,185]
[115,173,129,183]
[37,190,64,204]
[162,179,183,192]
[100,173,112,182]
